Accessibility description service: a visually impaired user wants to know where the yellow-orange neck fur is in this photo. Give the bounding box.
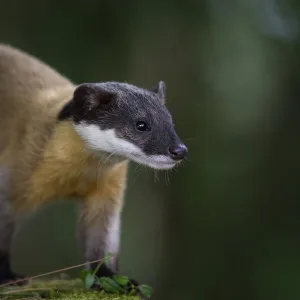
[14,121,128,212]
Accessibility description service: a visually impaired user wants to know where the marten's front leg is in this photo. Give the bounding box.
[78,162,139,289]
[0,198,16,284]
[0,178,25,285]
[78,195,139,289]
[78,196,122,276]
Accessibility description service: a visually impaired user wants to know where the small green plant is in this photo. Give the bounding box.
[0,254,150,299]
[81,253,153,298]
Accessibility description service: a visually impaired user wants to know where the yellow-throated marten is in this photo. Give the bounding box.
[0,44,187,286]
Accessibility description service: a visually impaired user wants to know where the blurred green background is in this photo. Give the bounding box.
[1,0,300,299]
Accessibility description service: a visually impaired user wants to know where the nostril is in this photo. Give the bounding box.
[169,144,188,160]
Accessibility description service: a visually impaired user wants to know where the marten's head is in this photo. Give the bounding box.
[58,81,187,170]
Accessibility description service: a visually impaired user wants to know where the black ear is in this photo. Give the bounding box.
[73,83,116,111]
[151,81,167,103]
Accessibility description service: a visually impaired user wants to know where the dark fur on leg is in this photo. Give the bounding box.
[0,252,26,286]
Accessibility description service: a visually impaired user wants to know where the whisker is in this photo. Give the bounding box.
[154,170,159,183]
[96,151,113,187]
[96,154,106,188]
[103,152,116,165]
[130,163,143,186]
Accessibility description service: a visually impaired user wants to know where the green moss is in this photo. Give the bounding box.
[0,278,139,300]
[51,292,138,299]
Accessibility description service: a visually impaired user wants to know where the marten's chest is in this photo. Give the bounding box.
[20,157,128,211]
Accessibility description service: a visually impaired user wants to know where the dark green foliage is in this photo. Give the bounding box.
[80,255,152,298]
[81,268,153,298]
[113,275,130,286]
[84,273,95,289]
[97,277,125,293]
[137,285,153,298]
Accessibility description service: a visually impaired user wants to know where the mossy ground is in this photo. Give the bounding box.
[0,278,139,300]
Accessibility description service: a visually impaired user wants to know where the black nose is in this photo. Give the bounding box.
[168,144,188,161]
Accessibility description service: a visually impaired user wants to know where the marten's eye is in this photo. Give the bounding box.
[136,121,150,132]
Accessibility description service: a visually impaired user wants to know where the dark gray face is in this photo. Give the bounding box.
[58,81,187,170]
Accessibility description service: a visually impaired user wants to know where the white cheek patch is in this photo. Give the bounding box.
[73,122,177,170]
[73,123,143,157]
